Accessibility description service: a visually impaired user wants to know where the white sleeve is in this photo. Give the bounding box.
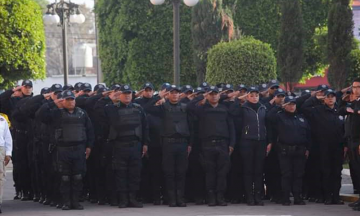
[3,121,12,156]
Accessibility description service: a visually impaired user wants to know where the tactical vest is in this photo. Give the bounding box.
[56,108,87,143]
[108,105,142,141]
[199,106,229,139]
[162,102,190,137]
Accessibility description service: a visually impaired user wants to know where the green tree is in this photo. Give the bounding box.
[0,0,46,88]
[191,0,224,84]
[327,0,353,89]
[96,0,196,89]
[277,0,304,89]
[234,0,281,51]
[206,37,277,85]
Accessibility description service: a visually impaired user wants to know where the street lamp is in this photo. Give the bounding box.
[150,0,199,86]
[43,0,86,85]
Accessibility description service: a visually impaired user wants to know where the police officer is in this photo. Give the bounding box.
[302,89,345,205]
[302,84,329,203]
[179,85,194,104]
[135,82,165,205]
[36,90,94,210]
[94,84,122,206]
[144,85,193,207]
[264,88,285,203]
[267,96,311,206]
[187,86,235,206]
[231,86,270,206]
[75,83,92,110]
[103,84,149,208]
[5,80,34,201]
[341,78,360,211]
[184,87,206,205]
[17,84,62,205]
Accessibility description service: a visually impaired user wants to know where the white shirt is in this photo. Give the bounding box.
[0,116,12,156]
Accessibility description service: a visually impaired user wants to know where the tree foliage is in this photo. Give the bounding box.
[277,0,304,88]
[96,0,196,89]
[206,37,277,85]
[192,0,224,84]
[327,0,353,89]
[0,0,46,88]
[234,0,281,51]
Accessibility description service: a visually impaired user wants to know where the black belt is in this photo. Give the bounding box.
[163,137,188,143]
[278,143,305,150]
[202,139,226,146]
[57,145,83,151]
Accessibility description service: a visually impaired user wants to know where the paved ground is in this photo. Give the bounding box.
[1,164,359,216]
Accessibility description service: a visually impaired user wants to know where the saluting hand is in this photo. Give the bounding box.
[102,90,112,97]
[54,98,64,108]
[238,93,248,100]
[135,89,144,98]
[12,86,22,92]
[43,93,52,100]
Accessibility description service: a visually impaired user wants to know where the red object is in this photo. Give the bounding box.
[294,69,330,89]
[354,0,360,7]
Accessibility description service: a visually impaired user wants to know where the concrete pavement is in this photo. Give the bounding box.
[1,165,359,216]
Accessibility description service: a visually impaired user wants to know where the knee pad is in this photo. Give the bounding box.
[73,174,82,181]
[61,175,70,182]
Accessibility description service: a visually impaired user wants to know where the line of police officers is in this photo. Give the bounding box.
[1,78,360,211]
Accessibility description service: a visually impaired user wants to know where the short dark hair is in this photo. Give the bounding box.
[353,78,360,83]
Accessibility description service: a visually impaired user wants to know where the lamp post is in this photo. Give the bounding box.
[150,0,199,86]
[43,0,86,85]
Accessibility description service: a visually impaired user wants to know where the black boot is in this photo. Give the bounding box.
[71,174,84,210]
[14,190,21,200]
[167,190,176,207]
[247,193,256,206]
[349,198,360,207]
[61,196,71,210]
[254,191,264,206]
[294,193,306,205]
[128,192,143,208]
[216,192,227,206]
[332,194,344,205]
[21,191,29,201]
[207,190,216,207]
[118,192,128,208]
[33,194,40,202]
[176,190,186,207]
[324,194,333,205]
[282,192,291,206]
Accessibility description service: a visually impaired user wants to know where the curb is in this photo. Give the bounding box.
[341,194,359,202]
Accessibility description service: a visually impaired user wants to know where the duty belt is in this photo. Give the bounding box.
[163,137,188,143]
[202,139,226,146]
[57,145,83,151]
[278,143,305,151]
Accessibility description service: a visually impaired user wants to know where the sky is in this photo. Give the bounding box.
[46,0,94,9]
[70,0,94,8]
